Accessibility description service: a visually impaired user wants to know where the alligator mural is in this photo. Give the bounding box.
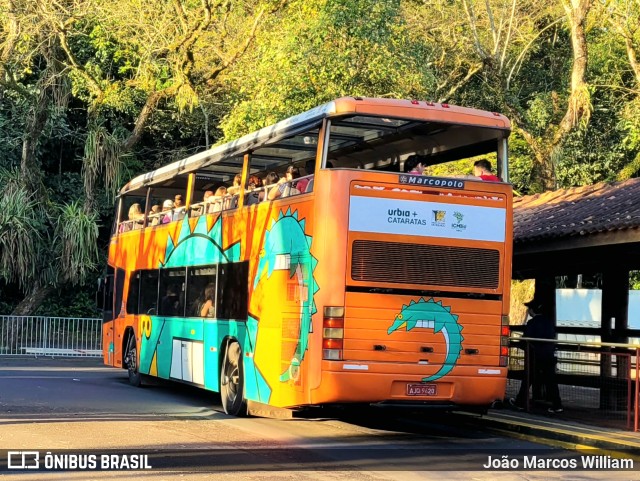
[253,208,319,383]
[387,298,464,382]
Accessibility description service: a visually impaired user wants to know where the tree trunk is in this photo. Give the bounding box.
[6,285,53,352]
[11,285,54,316]
[554,0,592,145]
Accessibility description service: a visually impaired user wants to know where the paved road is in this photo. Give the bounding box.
[0,358,636,480]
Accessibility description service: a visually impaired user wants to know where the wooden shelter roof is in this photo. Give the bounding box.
[514,178,640,246]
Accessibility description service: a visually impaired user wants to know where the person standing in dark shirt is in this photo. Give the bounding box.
[512,296,563,413]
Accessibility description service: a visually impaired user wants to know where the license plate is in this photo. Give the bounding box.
[406,383,437,396]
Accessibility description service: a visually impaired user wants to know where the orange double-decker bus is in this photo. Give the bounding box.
[99,97,512,416]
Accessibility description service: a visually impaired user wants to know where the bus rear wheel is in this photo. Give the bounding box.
[124,335,142,387]
[221,341,247,416]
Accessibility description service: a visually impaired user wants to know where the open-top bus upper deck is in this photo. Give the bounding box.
[118,97,510,196]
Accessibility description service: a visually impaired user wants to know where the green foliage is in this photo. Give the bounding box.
[55,201,100,286]
[220,0,432,139]
[0,169,43,288]
[507,133,537,194]
[34,286,99,318]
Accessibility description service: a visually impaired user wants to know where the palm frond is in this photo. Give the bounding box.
[82,123,125,202]
[54,200,100,285]
[0,170,43,288]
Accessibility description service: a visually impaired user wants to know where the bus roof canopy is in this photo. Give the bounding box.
[120,97,511,195]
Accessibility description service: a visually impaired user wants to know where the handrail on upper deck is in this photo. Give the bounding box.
[115,174,315,232]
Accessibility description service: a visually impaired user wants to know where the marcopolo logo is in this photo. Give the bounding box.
[387,207,426,225]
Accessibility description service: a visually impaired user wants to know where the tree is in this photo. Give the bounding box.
[405,0,594,191]
[0,1,100,314]
[219,0,434,138]
[42,0,289,207]
[604,0,640,180]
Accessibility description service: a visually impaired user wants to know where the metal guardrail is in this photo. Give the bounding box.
[507,336,640,431]
[0,316,102,358]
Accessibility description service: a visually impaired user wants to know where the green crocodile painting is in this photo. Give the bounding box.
[387,298,464,382]
[253,209,319,383]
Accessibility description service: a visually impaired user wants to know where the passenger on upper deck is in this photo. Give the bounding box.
[120,203,144,232]
[268,166,301,200]
[246,175,262,206]
[149,204,161,226]
[199,190,213,215]
[227,174,242,196]
[473,159,501,182]
[173,194,186,221]
[404,155,427,175]
[262,172,279,201]
[161,199,174,224]
[296,160,314,193]
[129,203,144,225]
[160,284,181,316]
[212,186,227,213]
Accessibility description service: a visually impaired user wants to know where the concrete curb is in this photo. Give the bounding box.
[477,411,640,454]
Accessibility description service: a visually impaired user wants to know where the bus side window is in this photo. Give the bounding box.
[158,268,186,317]
[140,270,160,315]
[216,262,249,320]
[186,266,217,317]
[126,271,141,315]
[114,268,125,318]
[102,266,115,322]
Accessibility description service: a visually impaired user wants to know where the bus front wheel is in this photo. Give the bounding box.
[220,341,247,416]
[124,334,142,387]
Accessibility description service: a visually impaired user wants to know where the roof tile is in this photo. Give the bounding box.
[514,178,640,244]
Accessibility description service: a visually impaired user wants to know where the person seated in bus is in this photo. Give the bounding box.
[246,175,262,205]
[268,166,301,200]
[161,199,174,224]
[473,159,501,182]
[261,172,279,201]
[211,186,227,213]
[195,190,214,215]
[196,283,216,318]
[172,194,186,221]
[226,174,242,196]
[296,160,314,193]
[160,284,181,316]
[149,204,161,226]
[404,154,427,175]
[119,203,144,232]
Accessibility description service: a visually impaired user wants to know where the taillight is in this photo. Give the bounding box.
[323,307,344,360]
[500,315,510,367]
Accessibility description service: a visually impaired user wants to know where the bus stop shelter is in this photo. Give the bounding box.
[513,177,640,343]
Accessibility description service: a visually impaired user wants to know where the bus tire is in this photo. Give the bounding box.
[220,341,247,416]
[124,333,142,387]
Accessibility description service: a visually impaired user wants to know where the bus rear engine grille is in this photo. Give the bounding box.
[351,240,500,289]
